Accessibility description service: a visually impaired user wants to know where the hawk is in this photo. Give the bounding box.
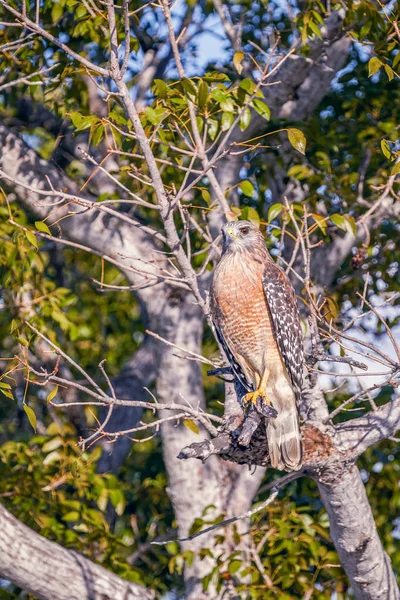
[210,220,304,471]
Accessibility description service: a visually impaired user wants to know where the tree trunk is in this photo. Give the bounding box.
[318,464,400,600]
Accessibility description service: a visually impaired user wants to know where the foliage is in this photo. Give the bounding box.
[0,0,399,597]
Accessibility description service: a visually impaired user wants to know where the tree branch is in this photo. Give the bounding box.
[0,503,154,600]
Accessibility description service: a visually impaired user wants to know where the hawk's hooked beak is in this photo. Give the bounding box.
[226,228,237,240]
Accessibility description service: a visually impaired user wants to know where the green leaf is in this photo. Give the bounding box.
[287,164,312,180]
[287,128,306,155]
[268,203,283,222]
[51,2,64,21]
[233,51,244,75]
[228,560,242,574]
[380,139,392,160]
[70,112,97,130]
[239,107,251,131]
[181,78,197,97]
[239,180,255,197]
[35,221,52,235]
[63,511,80,521]
[330,213,348,231]
[368,57,382,77]
[183,419,200,434]
[220,98,235,112]
[17,337,29,348]
[47,385,59,403]
[201,189,211,204]
[24,404,37,432]
[393,52,400,70]
[0,387,13,400]
[90,123,105,147]
[390,162,400,176]
[221,111,234,131]
[252,98,270,121]
[239,78,255,94]
[243,207,260,226]
[152,79,168,99]
[210,88,227,103]
[75,4,86,18]
[25,230,38,249]
[198,80,208,109]
[308,20,322,39]
[208,118,219,141]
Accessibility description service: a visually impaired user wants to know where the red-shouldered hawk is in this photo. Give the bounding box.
[210,220,304,471]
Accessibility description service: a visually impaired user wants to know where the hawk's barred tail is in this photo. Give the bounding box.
[266,405,302,471]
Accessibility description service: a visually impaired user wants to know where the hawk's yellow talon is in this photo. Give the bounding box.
[243,387,271,406]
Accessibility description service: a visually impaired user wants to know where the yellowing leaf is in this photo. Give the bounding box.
[233,52,244,75]
[183,419,200,434]
[287,128,306,155]
[47,385,59,403]
[35,221,52,235]
[384,64,395,82]
[390,162,400,176]
[380,139,392,160]
[368,57,382,77]
[24,404,37,432]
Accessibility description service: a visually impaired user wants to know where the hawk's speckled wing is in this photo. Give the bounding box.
[262,261,304,400]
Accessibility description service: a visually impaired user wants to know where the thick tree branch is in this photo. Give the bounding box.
[0,503,154,600]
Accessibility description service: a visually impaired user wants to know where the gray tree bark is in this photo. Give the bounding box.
[0,503,154,600]
[318,465,400,600]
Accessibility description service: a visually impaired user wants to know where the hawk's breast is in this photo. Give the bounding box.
[211,251,281,377]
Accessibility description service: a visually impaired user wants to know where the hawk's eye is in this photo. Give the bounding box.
[240,227,250,235]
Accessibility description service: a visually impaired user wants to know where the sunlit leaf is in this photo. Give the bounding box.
[287,128,306,155]
[25,230,38,249]
[380,139,392,160]
[47,385,59,403]
[233,52,244,74]
[35,221,52,235]
[268,203,283,222]
[239,180,255,196]
[183,419,200,434]
[368,57,382,77]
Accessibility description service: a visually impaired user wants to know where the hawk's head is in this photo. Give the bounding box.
[221,220,264,254]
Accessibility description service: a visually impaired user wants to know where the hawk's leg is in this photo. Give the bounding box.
[242,369,271,405]
[242,369,278,419]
